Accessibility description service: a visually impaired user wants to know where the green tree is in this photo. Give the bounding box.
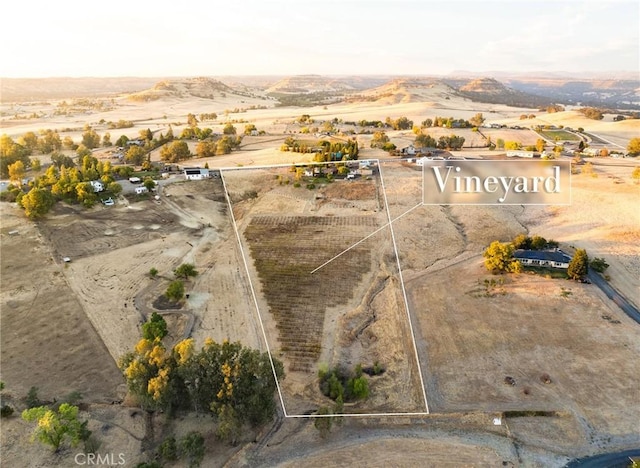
[174,263,198,280]
[627,137,640,156]
[142,313,168,340]
[483,241,520,274]
[223,123,236,135]
[143,178,156,192]
[19,131,39,152]
[20,188,54,219]
[314,406,332,438]
[470,113,485,127]
[22,404,87,452]
[102,132,112,147]
[589,257,609,273]
[632,166,640,182]
[530,235,547,250]
[107,181,123,196]
[415,133,437,148]
[125,146,147,165]
[195,140,216,159]
[496,138,505,150]
[567,249,588,280]
[215,137,232,155]
[31,158,41,172]
[76,144,92,158]
[160,140,191,162]
[187,113,199,128]
[180,431,204,467]
[535,138,546,152]
[115,135,129,147]
[370,131,390,149]
[244,123,257,135]
[8,160,25,187]
[51,152,75,169]
[81,125,101,149]
[166,280,185,302]
[158,436,178,462]
[26,386,41,408]
[504,141,521,150]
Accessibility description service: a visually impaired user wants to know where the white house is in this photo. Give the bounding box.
[513,249,571,269]
[506,150,539,158]
[90,180,105,192]
[183,168,211,180]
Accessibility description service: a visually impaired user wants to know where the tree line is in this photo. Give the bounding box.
[119,313,284,445]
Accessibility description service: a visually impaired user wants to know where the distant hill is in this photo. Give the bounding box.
[265,75,382,94]
[446,77,553,108]
[127,77,236,101]
[348,78,460,104]
[503,78,640,110]
[0,77,162,102]
[3,74,638,110]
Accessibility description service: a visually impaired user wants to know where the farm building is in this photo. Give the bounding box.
[514,249,572,269]
[183,168,211,180]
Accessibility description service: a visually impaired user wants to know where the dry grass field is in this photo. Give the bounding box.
[1,79,639,466]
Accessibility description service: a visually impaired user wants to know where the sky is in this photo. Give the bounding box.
[1,0,638,78]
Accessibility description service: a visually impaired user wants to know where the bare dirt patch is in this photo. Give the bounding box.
[0,204,123,403]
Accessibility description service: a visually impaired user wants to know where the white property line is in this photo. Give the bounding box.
[219,169,289,417]
[310,202,423,274]
[378,163,430,414]
[221,161,430,418]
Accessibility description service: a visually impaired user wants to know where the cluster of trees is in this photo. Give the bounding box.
[199,112,218,121]
[356,119,386,128]
[319,364,369,403]
[370,131,395,151]
[543,105,565,113]
[512,234,559,250]
[314,364,370,438]
[1,131,64,177]
[578,107,604,120]
[106,119,134,129]
[3,154,123,218]
[281,138,359,161]
[484,236,591,280]
[119,316,284,444]
[414,132,466,150]
[385,116,413,130]
[421,113,484,129]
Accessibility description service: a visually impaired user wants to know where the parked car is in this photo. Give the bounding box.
[102,197,115,206]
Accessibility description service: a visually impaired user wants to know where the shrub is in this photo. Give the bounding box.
[26,386,41,408]
[1,405,14,417]
[158,436,178,461]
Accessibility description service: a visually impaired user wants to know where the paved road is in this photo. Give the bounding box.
[565,448,640,467]
[588,270,640,324]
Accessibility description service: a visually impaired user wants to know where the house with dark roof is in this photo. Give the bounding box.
[514,249,572,269]
[183,167,210,180]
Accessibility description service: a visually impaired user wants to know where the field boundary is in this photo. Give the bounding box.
[220,159,431,417]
